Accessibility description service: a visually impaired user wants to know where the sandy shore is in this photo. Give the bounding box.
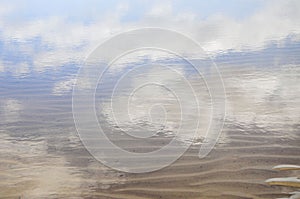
[1,121,299,199]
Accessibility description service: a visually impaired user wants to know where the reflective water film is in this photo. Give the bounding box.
[0,0,300,198]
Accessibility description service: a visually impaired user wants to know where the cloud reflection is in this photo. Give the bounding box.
[0,0,299,75]
[0,98,23,123]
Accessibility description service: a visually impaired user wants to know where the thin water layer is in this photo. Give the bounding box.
[0,0,300,198]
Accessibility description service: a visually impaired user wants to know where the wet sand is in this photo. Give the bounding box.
[0,64,299,199]
[105,125,299,199]
[1,122,299,199]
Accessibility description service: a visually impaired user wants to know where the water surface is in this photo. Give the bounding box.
[1,1,300,198]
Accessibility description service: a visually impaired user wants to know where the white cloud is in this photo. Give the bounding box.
[0,2,14,18]
[140,0,300,53]
[0,60,30,77]
[1,98,23,122]
[147,1,173,17]
[99,62,212,142]
[223,64,300,129]
[52,77,77,96]
[0,0,299,73]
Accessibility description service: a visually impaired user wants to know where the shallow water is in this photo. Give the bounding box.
[1,1,300,198]
[1,44,299,198]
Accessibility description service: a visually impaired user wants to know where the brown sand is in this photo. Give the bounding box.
[1,123,299,199]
